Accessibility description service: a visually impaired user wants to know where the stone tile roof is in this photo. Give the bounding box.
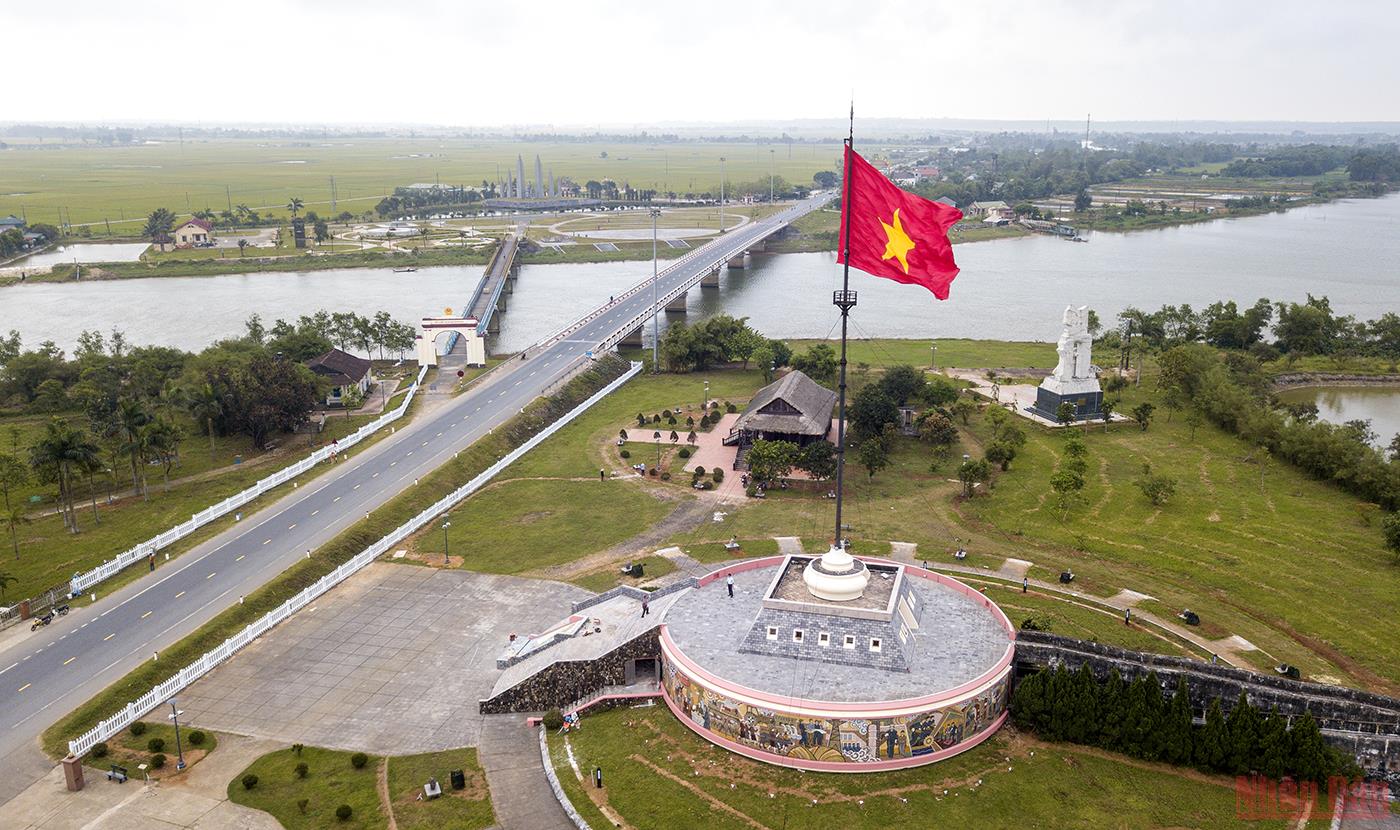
[734,370,836,438]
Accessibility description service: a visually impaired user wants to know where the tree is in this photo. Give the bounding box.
[957,457,989,498]
[1226,692,1260,775]
[286,197,305,218]
[1055,400,1076,425]
[1097,669,1127,750]
[29,419,101,534]
[1377,511,1400,563]
[917,411,958,448]
[952,397,977,425]
[1161,676,1194,765]
[2,506,29,560]
[857,435,890,479]
[796,441,836,480]
[0,569,15,600]
[0,453,28,516]
[1131,402,1155,431]
[142,208,175,242]
[1074,189,1092,212]
[237,238,248,257]
[985,440,1018,471]
[186,382,223,461]
[1195,698,1229,773]
[813,171,839,189]
[1134,462,1177,506]
[1011,670,1047,730]
[203,356,319,449]
[1288,711,1328,784]
[146,418,182,492]
[244,314,266,344]
[848,385,900,442]
[751,344,775,383]
[1100,398,1116,431]
[877,365,926,406]
[313,219,329,244]
[116,398,153,500]
[1050,468,1086,519]
[1257,708,1289,780]
[745,439,799,484]
[790,344,837,386]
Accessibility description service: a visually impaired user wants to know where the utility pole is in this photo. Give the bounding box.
[650,207,661,371]
[225,185,232,214]
[718,157,726,233]
[769,149,775,204]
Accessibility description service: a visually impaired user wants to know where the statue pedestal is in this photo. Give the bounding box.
[1030,375,1102,421]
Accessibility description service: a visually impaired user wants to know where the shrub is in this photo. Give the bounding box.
[297,799,309,814]
[147,737,166,753]
[651,414,660,423]
[649,468,658,477]
[711,400,721,410]
[667,417,677,426]
[686,416,694,426]
[542,708,565,731]
[242,774,259,790]
[129,722,147,737]
[336,804,353,821]
[698,481,712,490]
[91,742,108,759]
[619,449,630,459]
[350,752,368,770]
[712,468,724,483]
[187,730,206,746]
[677,447,691,459]
[1020,616,1052,632]
[662,409,672,419]
[636,413,646,427]
[745,483,759,497]
[618,428,628,441]
[295,761,309,779]
[660,472,671,481]
[726,402,737,413]
[669,430,679,441]
[694,465,707,477]
[292,743,304,756]
[150,753,166,769]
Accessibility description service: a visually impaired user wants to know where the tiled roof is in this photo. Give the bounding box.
[306,348,371,386]
[734,370,836,437]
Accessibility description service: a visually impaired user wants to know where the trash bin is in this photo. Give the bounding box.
[450,769,465,790]
[631,562,644,577]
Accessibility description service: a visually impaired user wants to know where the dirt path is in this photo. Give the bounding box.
[378,757,399,830]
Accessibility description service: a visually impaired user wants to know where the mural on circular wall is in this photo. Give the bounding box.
[661,656,1010,767]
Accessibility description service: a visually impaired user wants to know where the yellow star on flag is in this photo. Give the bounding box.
[880,208,916,274]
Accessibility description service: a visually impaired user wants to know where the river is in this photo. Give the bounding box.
[1,194,1398,354]
[1274,386,1400,449]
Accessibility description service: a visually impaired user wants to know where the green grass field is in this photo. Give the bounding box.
[549,706,1282,830]
[228,746,383,830]
[385,748,494,830]
[0,139,842,228]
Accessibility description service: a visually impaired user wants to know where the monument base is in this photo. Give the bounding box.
[1029,377,1103,421]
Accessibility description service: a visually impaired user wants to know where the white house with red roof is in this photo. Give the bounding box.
[173,218,214,248]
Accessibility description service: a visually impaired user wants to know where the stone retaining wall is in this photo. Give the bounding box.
[481,629,662,714]
[1015,631,1400,789]
[1271,372,1400,390]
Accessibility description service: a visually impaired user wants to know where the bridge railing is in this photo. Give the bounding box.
[67,360,643,759]
[63,365,431,600]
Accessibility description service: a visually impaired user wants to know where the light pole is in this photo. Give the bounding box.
[167,699,186,771]
[442,520,451,564]
[718,156,726,233]
[703,380,710,413]
[650,207,661,372]
[769,149,775,205]
[930,343,937,370]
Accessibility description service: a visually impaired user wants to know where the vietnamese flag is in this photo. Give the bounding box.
[837,144,963,300]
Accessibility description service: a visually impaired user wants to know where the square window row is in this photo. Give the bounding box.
[766,627,880,652]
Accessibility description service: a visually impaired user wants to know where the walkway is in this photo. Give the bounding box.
[477,715,573,830]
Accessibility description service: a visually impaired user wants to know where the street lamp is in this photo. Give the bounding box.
[442,520,451,564]
[718,156,726,233]
[167,699,186,771]
[703,380,710,413]
[769,149,775,205]
[930,343,937,370]
[650,207,661,372]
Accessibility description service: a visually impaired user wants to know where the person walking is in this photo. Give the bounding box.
[1124,608,1132,626]
[726,573,734,598]
[600,468,606,482]
[1022,577,1028,593]
[641,598,650,618]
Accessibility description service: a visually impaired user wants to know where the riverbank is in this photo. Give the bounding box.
[1271,372,1400,390]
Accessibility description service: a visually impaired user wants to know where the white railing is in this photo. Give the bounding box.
[67,365,431,597]
[68,360,642,758]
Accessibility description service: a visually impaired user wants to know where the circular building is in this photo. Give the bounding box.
[658,549,1015,771]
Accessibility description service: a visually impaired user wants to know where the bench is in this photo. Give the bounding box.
[106,765,128,783]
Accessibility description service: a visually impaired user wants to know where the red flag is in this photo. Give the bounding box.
[837,144,963,299]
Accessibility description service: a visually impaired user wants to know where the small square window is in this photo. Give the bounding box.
[793,629,804,643]
[843,635,856,649]
[818,632,830,647]
[870,638,882,653]
[766,627,778,641]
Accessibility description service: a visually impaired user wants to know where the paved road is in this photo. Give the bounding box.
[0,192,832,803]
[465,221,523,333]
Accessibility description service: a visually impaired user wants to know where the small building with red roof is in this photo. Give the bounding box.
[173,218,214,248]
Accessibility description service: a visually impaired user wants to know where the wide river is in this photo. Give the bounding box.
[2,194,1398,354]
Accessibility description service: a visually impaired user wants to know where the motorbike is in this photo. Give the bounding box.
[30,611,54,631]
[55,603,70,617]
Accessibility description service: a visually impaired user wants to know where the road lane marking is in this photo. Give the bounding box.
[63,657,75,665]
[333,496,341,502]
[103,634,114,642]
[288,523,296,530]
[0,663,16,675]
[17,683,30,692]
[263,539,271,545]
[206,572,216,580]
[421,441,429,446]
[390,462,397,467]
[141,611,153,619]
[372,473,379,478]
[311,509,320,516]
[353,484,361,490]
[235,554,245,562]
[175,591,185,598]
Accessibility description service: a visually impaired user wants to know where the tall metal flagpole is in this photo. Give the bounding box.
[832,103,857,548]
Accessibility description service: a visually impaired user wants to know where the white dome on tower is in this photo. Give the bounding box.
[803,544,869,601]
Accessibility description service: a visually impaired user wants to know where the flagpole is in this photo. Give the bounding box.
[832,103,857,549]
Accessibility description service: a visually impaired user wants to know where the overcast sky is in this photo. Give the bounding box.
[6,0,1397,127]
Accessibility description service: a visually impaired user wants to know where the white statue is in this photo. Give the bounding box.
[1052,305,1093,381]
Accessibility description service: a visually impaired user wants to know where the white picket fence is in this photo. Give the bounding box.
[67,365,431,598]
[68,360,642,758]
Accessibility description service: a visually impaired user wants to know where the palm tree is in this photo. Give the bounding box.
[287,197,304,218]
[237,238,248,257]
[29,419,101,534]
[3,506,30,559]
[187,383,223,462]
[146,419,182,493]
[0,569,16,600]
[116,398,152,500]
